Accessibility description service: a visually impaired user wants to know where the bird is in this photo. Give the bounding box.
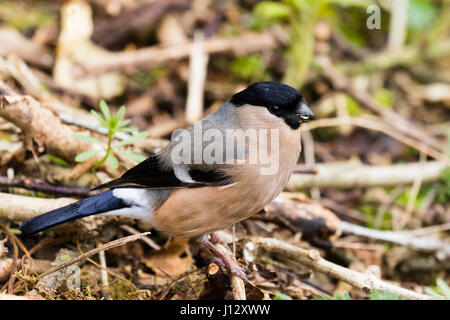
[19,81,314,279]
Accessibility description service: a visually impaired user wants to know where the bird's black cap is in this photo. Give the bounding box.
[230,81,303,109]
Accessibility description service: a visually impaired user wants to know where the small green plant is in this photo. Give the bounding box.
[368,290,401,300]
[317,292,352,300]
[272,291,293,300]
[425,279,450,300]
[231,55,267,81]
[74,100,148,170]
[437,167,450,204]
[251,0,371,88]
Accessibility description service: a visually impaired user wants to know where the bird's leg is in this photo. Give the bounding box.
[200,236,247,282]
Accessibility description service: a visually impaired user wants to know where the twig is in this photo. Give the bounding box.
[0,28,53,69]
[0,81,93,162]
[300,116,450,165]
[287,160,446,190]
[374,185,406,229]
[76,31,280,77]
[119,224,161,250]
[339,221,450,259]
[387,0,409,51]
[98,248,109,288]
[339,39,450,74]
[301,130,320,200]
[75,238,136,289]
[58,113,131,141]
[317,57,446,153]
[185,31,208,124]
[397,151,426,230]
[40,232,150,277]
[91,0,189,49]
[0,224,18,294]
[252,237,433,300]
[214,243,246,300]
[0,176,94,197]
[0,192,76,222]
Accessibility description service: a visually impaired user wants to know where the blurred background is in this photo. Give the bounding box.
[0,0,449,300]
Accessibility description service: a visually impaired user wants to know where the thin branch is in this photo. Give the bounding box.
[0,192,76,222]
[75,30,281,77]
[185,31,208,124]
[300,116,450,165]
[288,160,446,190]
[119,224,161,250]
[0,176,94,198]
[339,221,450,259]
[317,57,446,153]
[214,243,246,300]
[0,81,93,162]
[252,237,433,300]
[40,232,150,277]
[387,0,409,51]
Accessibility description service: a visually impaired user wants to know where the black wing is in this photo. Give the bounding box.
[93,154,233,190]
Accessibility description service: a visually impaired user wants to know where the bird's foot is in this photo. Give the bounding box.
[202,240,247,283]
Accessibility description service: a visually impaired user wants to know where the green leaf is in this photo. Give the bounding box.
[252,1,291,29]
[318,292,352,300]
[91,109,106,127]
[369,290,401,300]
[116,127,138,133]
[73,134,105,145]
[255,1,291,20]
[99,100,111,121]
[118,119,131,128]
[272,291,293,300]
[117,131,148,146]
[116,151,147,163]
[116,106,126,121]
[373,88,394,109]
[408,0,437,31]
[47,154,71,167]
[75,150,101,162]
[437,279,450,299]
[107,154,119,169]
[231,55,266,81]
[424,287,444,300]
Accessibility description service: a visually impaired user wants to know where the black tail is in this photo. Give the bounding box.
[19,190,128,235]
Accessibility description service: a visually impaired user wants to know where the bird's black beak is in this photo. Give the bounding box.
[295,102,315,123]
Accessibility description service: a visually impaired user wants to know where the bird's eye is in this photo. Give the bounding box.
[269,105,280,115]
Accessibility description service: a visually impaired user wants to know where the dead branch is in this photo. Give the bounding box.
[339,221,450,260]
[288,160,446,190]
[0,28,53,70]
[340,39,450,74]
[0,192,107,236]
[119,224,161,250]
[40,232,150,277]
[317,57,446,153]
[0,176,94,198]
[92,0,189,49]
[264,195,340,246]
[214,243,246,300]
[0,293,43,300]
[20,156,99,189]
[302,116,449,165]
[252,237,433,300]
[76,30,281,77]
[0,192,75,222]
[185,32,208,124]
[0,81,92,162]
